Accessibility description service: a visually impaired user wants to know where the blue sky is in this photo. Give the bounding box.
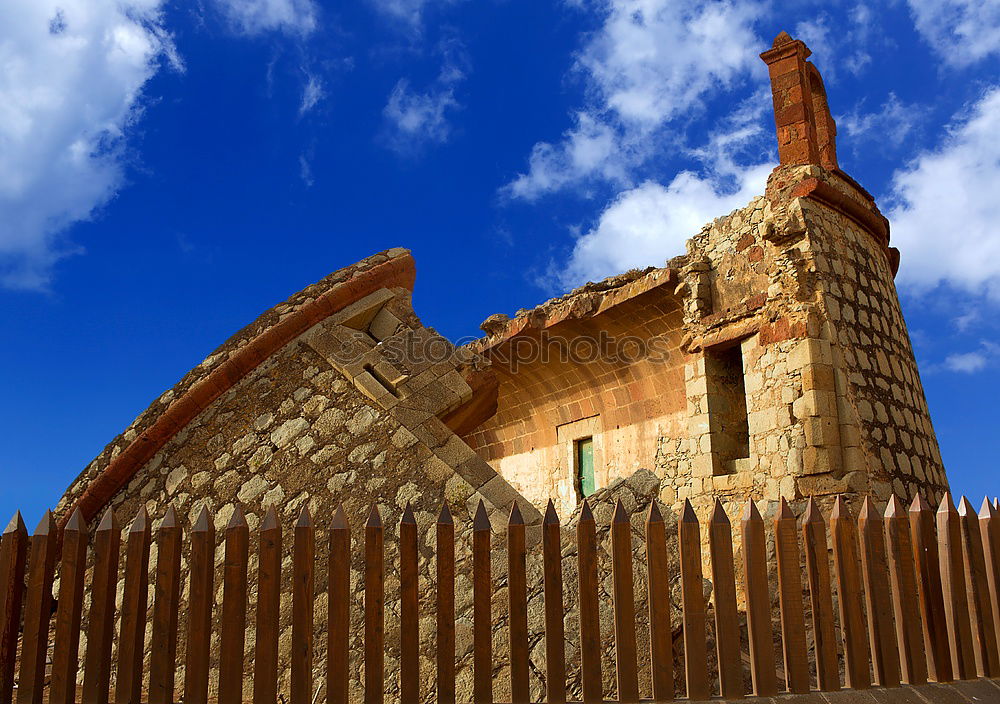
[2,0,999,525]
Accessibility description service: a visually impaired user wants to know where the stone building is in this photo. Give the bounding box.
[51,32,950,700]
[57,29,948,542]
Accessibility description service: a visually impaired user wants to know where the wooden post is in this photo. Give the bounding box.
[742,500,777,697]
[577,501,602,704]
[645,502,673,701]
[610,500,639,703]
[508,503,530,704]
[400,504,420,704]
[958,497,1000,677]
[885,496,927,685]
[82,508,120,704]
[707,500,742,700]
[254,506,282,704]
[17,511,57,704]
[328,506,350,704]
[542,501,566,704]
[436,504,456,704]
[149,507,182,704]
[365,506,384,704]
[936,493,976,679]
[184,506,215,704]
[678,500,709,701]
[830,497,871,690]
[0,512,27,704]
[857,498,900,687]
[910,494,952,682]
[774,499,809,694]
[472,501,493,704]
[218,506,250,704]
[115,507,152,704]
[802,499,839,691]
[292,508,316,704]
[50,509,89,704]
[979,497,1000,674]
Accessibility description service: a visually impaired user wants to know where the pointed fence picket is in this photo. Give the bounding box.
[0,491,999,704]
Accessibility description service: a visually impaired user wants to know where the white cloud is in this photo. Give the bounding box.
[579,0,763,129]
[889,87,1000,301]
[299,72,324,115]
[369,0,455,32]
[0,0,179,290]
[839,93,920,149]
[383,80,458,150]
[298,154,314,187]
[506,114,629,201]
[505,0,764,200]
[945,351,987,373]
[942,341,1000,373]
[906,0,1000,65]
[556,117,772,288]
[382,49,466,154]
[213,0,317,36]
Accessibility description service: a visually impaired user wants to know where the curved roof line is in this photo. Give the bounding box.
[63,250,417,527]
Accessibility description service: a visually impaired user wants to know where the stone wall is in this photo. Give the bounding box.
[463,270,688,516]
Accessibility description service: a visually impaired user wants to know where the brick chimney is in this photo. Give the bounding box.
[760,31,839,170]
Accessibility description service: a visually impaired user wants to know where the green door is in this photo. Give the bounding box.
[576,437,595,498]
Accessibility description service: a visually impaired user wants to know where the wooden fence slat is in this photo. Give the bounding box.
[610,500,639,703]
[707,501,742,700]
[115,508,152,704]
[50,509,88,704]
[218,506,250,704]
[957,497,1000,677]
[436,504,456,704]
[979,498,1000,672]
[0,513,27,704]
[936,493,976,679]
[830,497,871,690]
[292,507,315,704]
[885,496,927,686]
[679,500,709,702]
[858,498,900,688]
[149,506,182,704]
[254,506,282,704]
[82,508,120,704]
[400,504,420,704]
[802,498,839,691]
[328,506,350,704]
[910,494,952,682]
[508,503,530,704]
[542,501,566,704]
[645,502,673,701]
[184,506,215,704]
[577,501,602,704]
[365,506,384,704]
[17,511,57,704]
[472,501,493,704]
[742,500,777,697]
[774,499,809,694]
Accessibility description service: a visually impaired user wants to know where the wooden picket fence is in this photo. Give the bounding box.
[1,492,1000,704]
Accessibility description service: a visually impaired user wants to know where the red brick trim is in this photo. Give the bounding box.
[65,254,417,527]
[759,317,809,345]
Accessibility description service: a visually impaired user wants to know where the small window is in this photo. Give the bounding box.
[705,343,750,468]
[575,437,595,499]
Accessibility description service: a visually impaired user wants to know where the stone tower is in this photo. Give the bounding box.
[464,32,948,516]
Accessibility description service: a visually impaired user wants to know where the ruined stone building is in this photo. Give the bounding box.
[49,32,951,700]
[57,30,948,537]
